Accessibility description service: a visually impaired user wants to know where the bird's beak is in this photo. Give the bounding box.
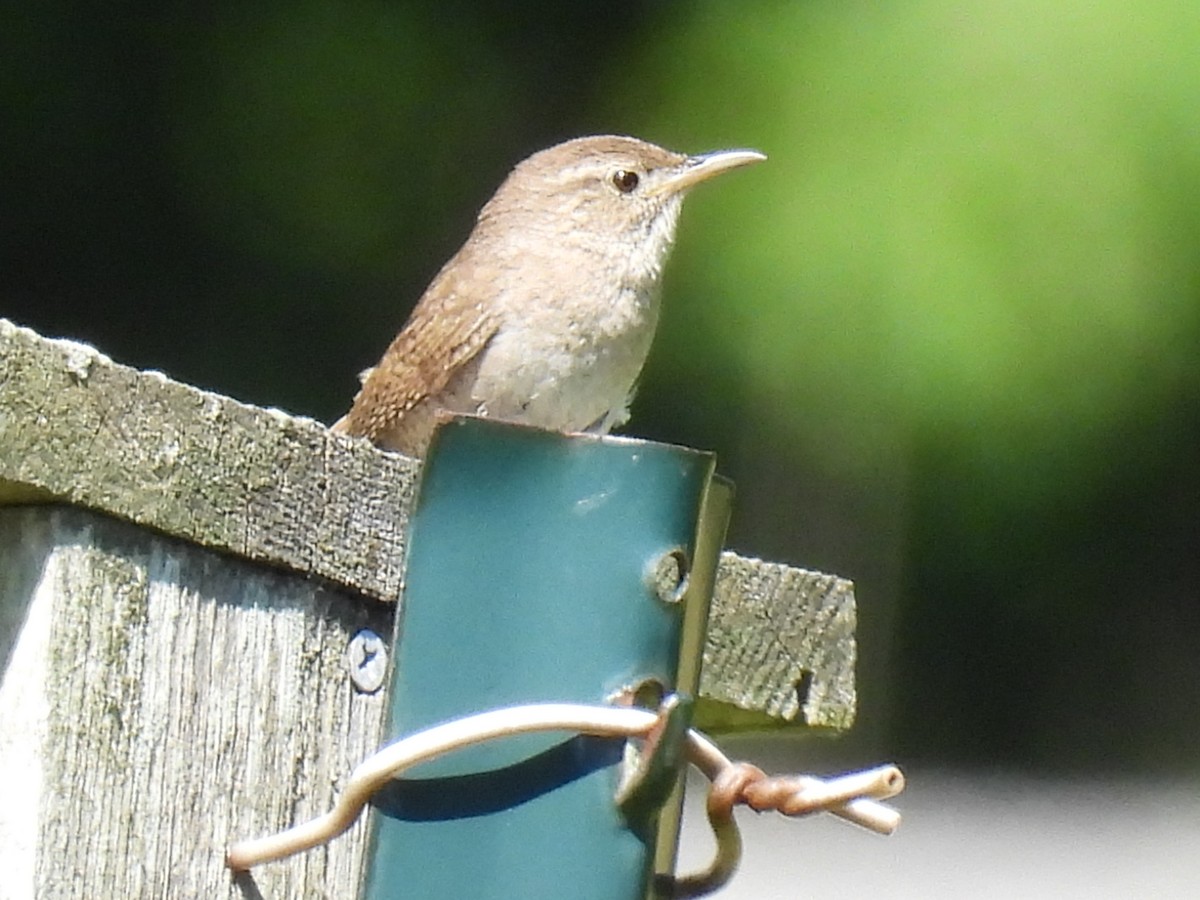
[648,148,767,197]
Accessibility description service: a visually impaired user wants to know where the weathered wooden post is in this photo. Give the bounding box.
[0,318,872,898]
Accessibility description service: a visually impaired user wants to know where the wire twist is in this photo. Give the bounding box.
[226,702,903,898]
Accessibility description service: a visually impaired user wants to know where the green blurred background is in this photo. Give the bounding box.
[5,0,1199,775]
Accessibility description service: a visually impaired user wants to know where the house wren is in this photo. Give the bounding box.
[332,134,765,456]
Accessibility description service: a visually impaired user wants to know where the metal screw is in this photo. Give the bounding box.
[650,548,689,604]
[346,629,388,693]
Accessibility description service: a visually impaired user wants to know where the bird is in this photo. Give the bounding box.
[331,134,765,457]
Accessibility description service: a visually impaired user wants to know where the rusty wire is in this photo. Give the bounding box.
[226,701,903,897]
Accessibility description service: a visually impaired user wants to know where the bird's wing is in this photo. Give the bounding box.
[333,249,500,442]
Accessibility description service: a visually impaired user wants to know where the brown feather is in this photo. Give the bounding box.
[332,240,500,444]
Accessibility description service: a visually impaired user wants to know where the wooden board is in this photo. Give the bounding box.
[0,317,857,895]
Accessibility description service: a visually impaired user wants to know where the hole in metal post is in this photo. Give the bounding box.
[630,677,666,710]
[608,677,666,710]
[649,548,689,605]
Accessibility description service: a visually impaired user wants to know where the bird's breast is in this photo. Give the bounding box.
[465,281,662,432]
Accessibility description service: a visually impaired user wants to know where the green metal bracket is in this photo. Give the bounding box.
[364,417,732,900]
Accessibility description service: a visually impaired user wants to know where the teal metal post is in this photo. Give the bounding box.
[364,417,730,900]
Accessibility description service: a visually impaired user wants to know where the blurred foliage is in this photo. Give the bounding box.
[605,0,1200,768]
[612,0,1200,490]
[3,0,1199,771]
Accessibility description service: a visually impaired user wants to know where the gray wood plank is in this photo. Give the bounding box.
[0,316,856,729]
[0,506,390,898]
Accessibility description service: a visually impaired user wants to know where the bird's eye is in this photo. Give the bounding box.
[612,170,640,193]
